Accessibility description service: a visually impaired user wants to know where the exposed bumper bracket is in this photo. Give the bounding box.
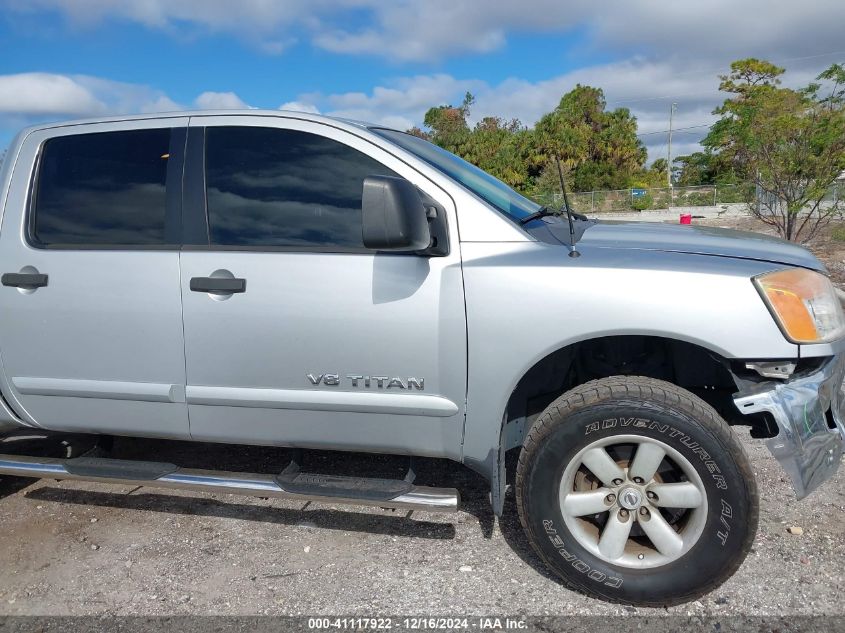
[734,355,845,499]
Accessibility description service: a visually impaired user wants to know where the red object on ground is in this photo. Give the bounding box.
[679,213,692,225]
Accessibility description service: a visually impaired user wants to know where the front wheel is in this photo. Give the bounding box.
[515,376,758,606]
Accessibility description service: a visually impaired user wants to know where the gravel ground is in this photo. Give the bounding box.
[0,429,842,618]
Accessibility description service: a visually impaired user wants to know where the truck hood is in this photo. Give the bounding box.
[535,219,825,272]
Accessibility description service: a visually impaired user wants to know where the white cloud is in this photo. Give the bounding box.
[303,74,481,128]
[373,114,414,130]
[195,91,250,109]
[8,0,842,162]
[5,0,844,161]
[0,73,263,123]
[140,95,183,113]
[279,101,320,114]
[1,55,836,163]
[69,75,185,114]
[12,0,343,57]
[0,73,256,135]
[283,57,833,162]
[0,73,189,144]
[7,0,317,52]
[311,4,510,62]
[0,73,106,115]
[278,77,476,129]
[9,0,845,65]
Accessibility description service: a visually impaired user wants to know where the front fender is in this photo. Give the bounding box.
[459,241,797,491]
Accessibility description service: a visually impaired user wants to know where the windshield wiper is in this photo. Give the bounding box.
[520,206,558,224]
[520,205,588,225]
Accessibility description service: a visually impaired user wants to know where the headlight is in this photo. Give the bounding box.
[754,268,845,344]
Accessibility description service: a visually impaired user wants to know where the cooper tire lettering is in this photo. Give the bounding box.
[516,376,759,606]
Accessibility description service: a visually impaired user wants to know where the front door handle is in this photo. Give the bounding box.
[2,273,48,288]
[189,277,246,293]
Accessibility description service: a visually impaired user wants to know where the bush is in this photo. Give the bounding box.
[831,225,845,242]
[680,191,714,206]
[631,193,653,211]
[715,184,752,204]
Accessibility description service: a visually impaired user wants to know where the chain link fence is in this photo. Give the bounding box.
[540,184,758,213]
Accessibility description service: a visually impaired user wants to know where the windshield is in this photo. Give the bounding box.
[372,128,541,222]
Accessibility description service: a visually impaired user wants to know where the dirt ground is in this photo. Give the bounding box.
[0,214,843,620]
[0,428,842,618]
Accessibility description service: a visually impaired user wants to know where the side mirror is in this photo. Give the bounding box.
[362,175,431,251]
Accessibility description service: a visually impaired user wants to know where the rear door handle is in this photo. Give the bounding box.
[2,273,48,288]
[189,277,246,293]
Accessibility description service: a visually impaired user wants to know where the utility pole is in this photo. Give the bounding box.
[667,102,677,189]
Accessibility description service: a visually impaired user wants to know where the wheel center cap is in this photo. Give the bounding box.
[619,487,642,510]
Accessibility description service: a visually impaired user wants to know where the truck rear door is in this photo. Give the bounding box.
[0,119,191,438]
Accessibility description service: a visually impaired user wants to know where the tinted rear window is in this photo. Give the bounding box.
[32,128,172,246]
[204,126,398,248]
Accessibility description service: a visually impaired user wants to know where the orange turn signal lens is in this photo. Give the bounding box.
[754,268,845,344]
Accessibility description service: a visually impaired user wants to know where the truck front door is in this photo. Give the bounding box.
[178,116,467,458]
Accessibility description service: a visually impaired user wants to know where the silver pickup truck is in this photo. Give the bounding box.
[0,111,842,606]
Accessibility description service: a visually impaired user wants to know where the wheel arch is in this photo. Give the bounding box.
[485,332,747,516]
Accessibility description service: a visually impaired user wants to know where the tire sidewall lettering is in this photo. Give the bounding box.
[523,399,752,600]
[584,415,730,492]
[542,517,624,588]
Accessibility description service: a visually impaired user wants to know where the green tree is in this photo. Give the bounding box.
[405,126,428,139]
[463,116,530,189]
[637,158,668,188]
[420,95,534,191]
[415,85,646,199]
[673,152,711,185]
[532,85,646,193]
[422,91,475,154]
[703,58,845,242]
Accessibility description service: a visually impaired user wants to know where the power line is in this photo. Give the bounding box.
[605,49,845,107]
[647,50,843,83]
[611,90,718,106]
[599,50,844,156]
[632,51,845,139]
[637,123,712,138]
[671,127,716,136]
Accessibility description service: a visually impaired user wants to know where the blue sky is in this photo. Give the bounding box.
[1,1,844,161]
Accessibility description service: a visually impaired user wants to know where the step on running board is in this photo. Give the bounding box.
[0,454,459,512]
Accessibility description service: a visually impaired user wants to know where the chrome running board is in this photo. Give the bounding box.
[0,454,459,512]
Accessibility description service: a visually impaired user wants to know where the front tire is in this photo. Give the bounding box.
[515,376,758,606]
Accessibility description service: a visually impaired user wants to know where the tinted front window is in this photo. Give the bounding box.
[33,128,171,246]
[205,126,398,248]
[373,128,541,222]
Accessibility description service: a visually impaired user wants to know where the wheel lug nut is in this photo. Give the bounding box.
[646,491,657,500]
[612,478,623,486]
[632,476,644,484]
[619,509,629,518]
[605,494,616,505]
[639,507,650,518]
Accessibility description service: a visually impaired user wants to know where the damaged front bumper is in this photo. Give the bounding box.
[734,354,845,499]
